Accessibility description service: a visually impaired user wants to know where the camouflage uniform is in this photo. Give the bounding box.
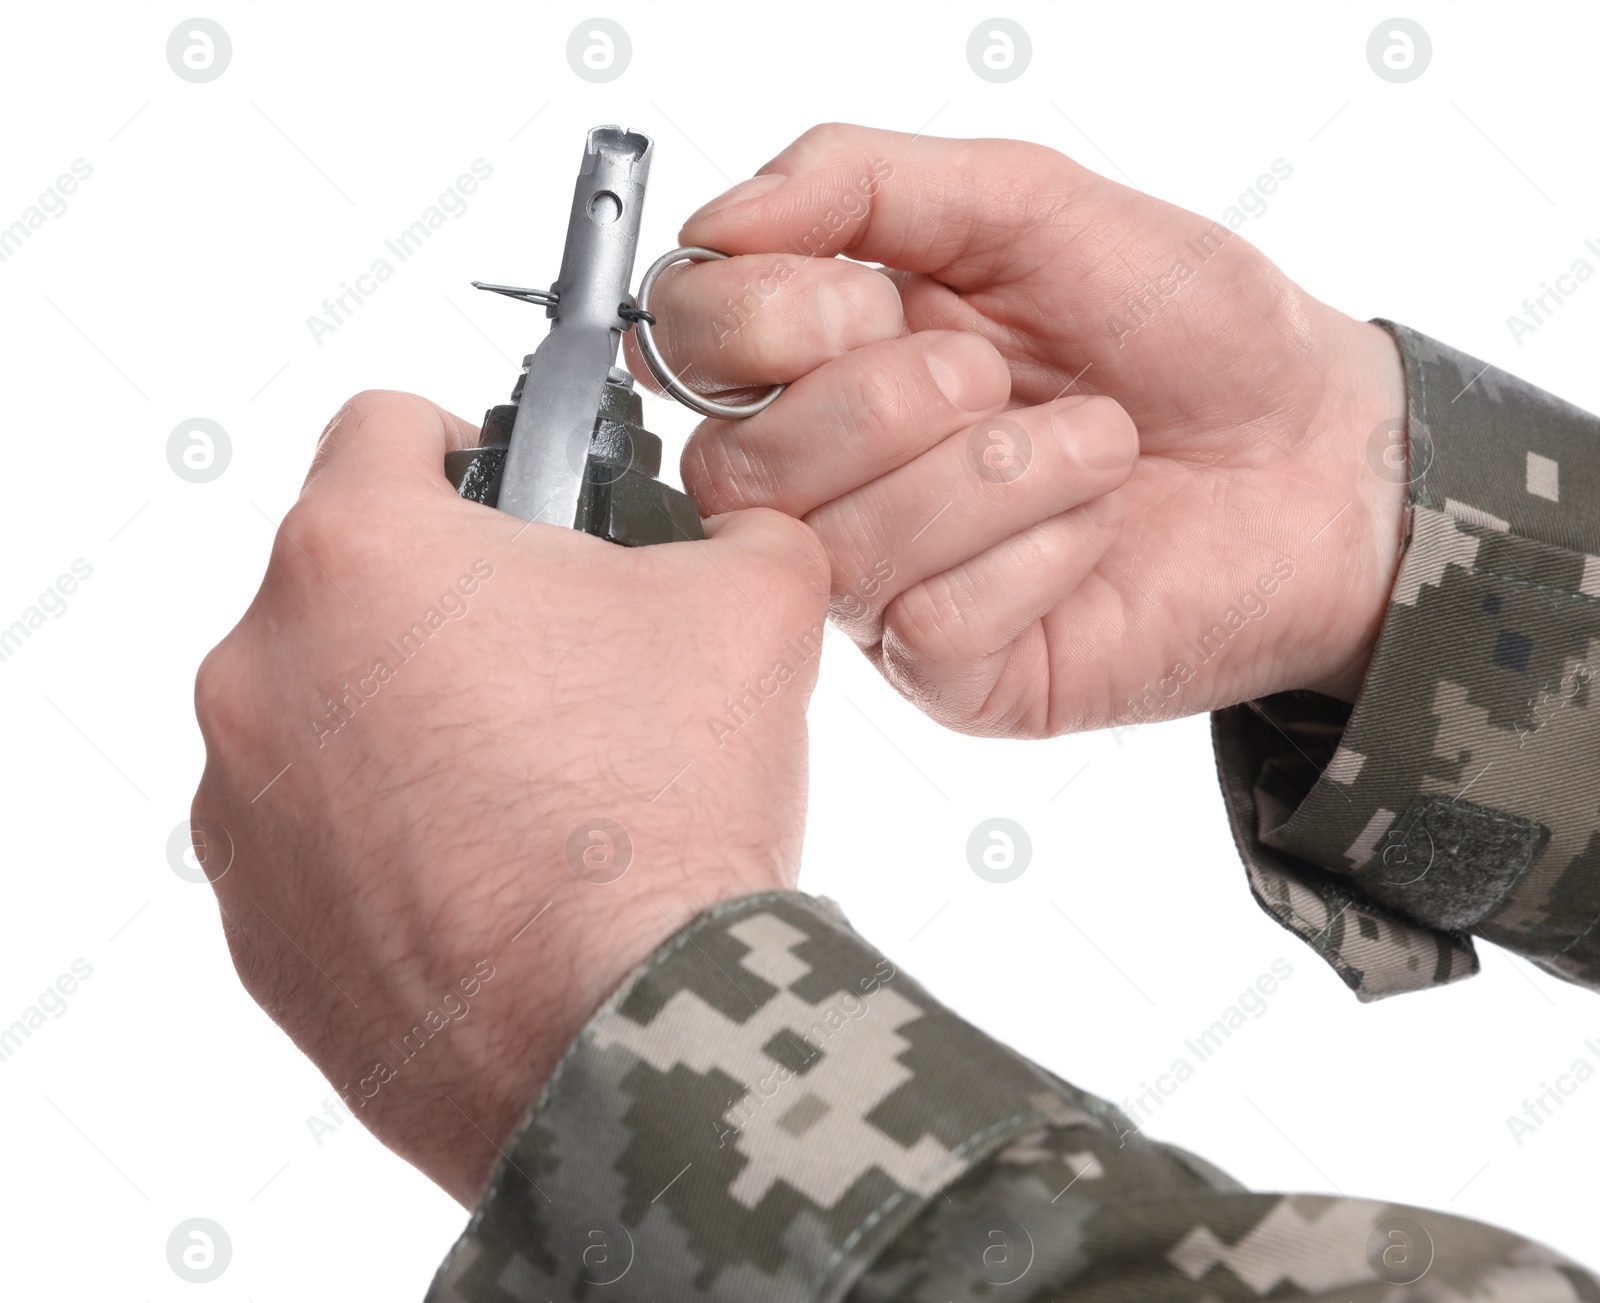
[1216,321,1600,999]
[427,327,1600,1299]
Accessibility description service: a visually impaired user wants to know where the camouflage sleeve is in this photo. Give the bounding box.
[424,890,1595,1300]
[1213,321,1600,1000]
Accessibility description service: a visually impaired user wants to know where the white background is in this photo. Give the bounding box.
[2,1,1597,1296]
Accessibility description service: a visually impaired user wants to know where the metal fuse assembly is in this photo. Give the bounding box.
[446,125,701,546]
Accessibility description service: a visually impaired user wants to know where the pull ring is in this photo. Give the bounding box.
[632,247,786,420]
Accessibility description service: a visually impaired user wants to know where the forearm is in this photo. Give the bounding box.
[426,889,1594,1299]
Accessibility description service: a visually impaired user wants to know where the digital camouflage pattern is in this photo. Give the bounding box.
[424,324,1600,1296]
[1215,321,1600,999]
[427,892,1598,1300]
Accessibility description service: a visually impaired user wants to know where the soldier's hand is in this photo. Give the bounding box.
[624,123,1407,736]
[190,391,828,1204]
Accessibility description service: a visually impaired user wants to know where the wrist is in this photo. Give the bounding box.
[425,848,795,1206]
[1303,313,1408,702]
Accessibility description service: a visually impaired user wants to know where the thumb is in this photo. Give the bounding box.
[678,122,1127,290]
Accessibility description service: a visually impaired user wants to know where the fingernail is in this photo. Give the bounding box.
[818,275,904,352]
[687,173,787,223]
[1056,395,1138,470]
[925,333,1009,411]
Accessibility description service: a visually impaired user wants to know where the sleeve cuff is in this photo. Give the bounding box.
[1213,321,1600,999]
[424,891,1130,1301]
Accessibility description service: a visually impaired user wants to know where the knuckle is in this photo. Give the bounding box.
[276,494,386,580]
[667,256,814,384]
[827,590,875,638]
[276,498,341,573]
[838,354,918,441]
[684,426,781,512]
[877,623,960,728]
[716,258,808,371]
[739,314,797,378]
[819,263,903,348]
[810,495,885,612]
[883,574,972,669]
[1015,139,1076,185]
[795,122,855,158]
[878,615,1011,740]
[193,638,249,742]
